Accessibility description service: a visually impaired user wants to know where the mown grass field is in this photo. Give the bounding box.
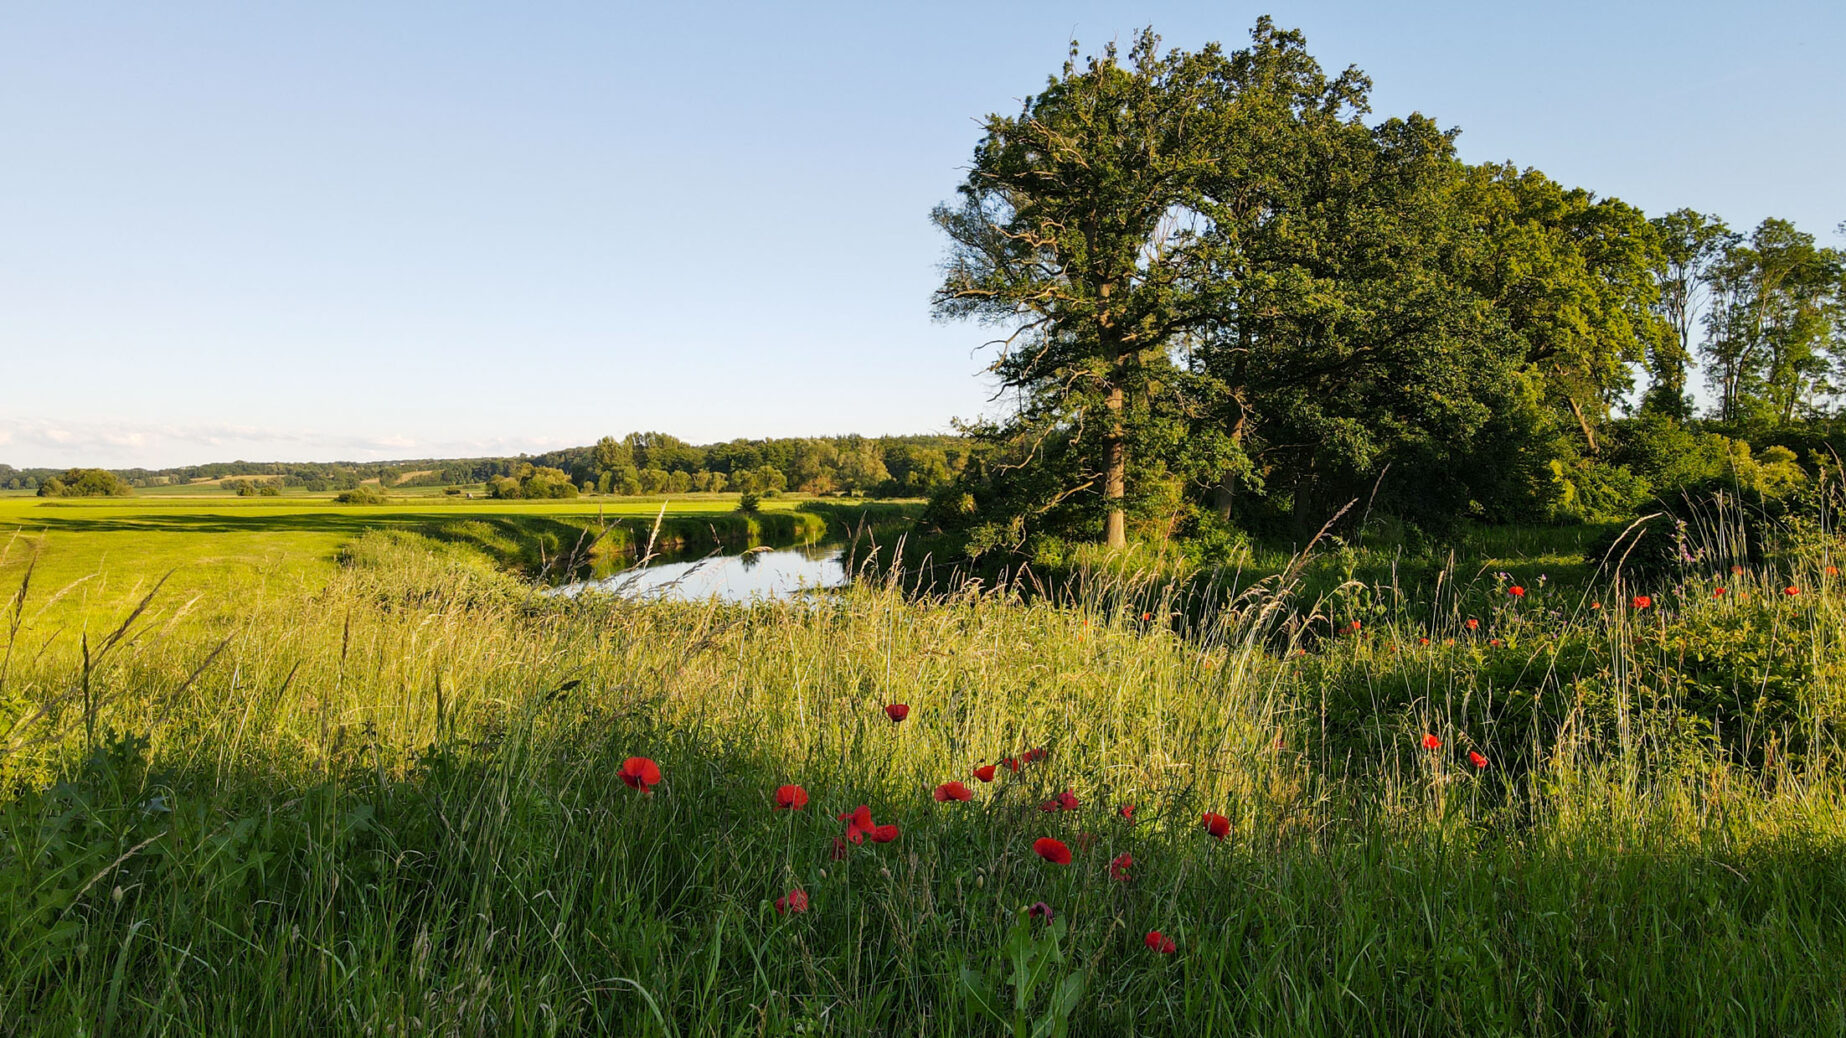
[2,497,1845,1035]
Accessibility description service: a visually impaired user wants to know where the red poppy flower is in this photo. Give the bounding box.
[1039,789,1079,812]
[1508,586,1525,597]
[1466,618,1479,630]
[839,804,874,844]
[1632,595,1652,610]
[775,889,809,915]
[1145,931,1177,954]
[620,757,661,792]
[1109,852,1133,881]
[773,784,808,811]
[1141,612,1152,622]
[1714,587,1727,597]
[1201,812,1230,840]
[1001,757,1022,772]
[1784,586,1801,597]
[1033,837,1072,865]
[1591,601,1602,610]
[1731,565,1745,576]
[1028,901,1055,921]
[1489,638,1502,647]
[869,824,900,843]
[1118,803,1135,824]
[1419,637,1430,646]
[973,764,997,783]
[1421,733,1442,751]
[1022,747,1048,764]
[1469,750,1488,770]
[934,781,974,802]
[1348,619,1362,633]
[884,703,909,723]
[1827,565,1839,576]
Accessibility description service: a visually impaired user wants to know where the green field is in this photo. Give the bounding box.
[3,498,1846,1034]
[0,494,856,632]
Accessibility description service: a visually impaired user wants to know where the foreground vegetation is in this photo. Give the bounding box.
[2,496,1845,1035]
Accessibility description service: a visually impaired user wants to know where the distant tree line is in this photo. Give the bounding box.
[927,21,1846,557]
[455,434,969,499]
[1,435,969,500]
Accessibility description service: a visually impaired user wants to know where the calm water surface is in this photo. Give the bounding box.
[558,543,849,602]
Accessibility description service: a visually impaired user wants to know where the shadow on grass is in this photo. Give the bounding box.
[7,720,1846,1035]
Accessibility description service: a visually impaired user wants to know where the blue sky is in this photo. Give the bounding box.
[3,1,1841,468]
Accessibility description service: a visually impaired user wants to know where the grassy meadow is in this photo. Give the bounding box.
[3,494,1846,1035]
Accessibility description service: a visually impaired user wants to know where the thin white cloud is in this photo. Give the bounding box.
[0,418,577,470]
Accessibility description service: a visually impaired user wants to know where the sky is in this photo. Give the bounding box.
[3,1,1842,470]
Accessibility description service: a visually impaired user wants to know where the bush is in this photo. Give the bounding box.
[36,468,131,497]
[336,484,390,505]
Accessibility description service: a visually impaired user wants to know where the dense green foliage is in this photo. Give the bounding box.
[33,468,132,498]
[929,21,1846,563]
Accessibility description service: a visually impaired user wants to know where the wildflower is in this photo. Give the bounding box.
[1731,565,1745,576]
[972,764,998,783]
[1828,565,1839,576]
[1109,852,1133,881]
[1469,750,1488,770]
[1039,789,1079,813]
[1028,901,1055,922]
[775,889,809,915]
[1466,618,1479,630]
[1201,812,1230,840]
[1033,837,1072,865]
[1023,747,1048,764]
[933,781,974,802]
[1348,619,1362,633]
[1000,757,1022,772]
[1784,586,1801,597]
[1118,803,1136,824]
[869,824,899,843]
[619,757,661,792]
[1508,586,1525,598]
[1419,637,1430,646]
[1145,931,1177,954]
[1591,601,1602,610]
[884,703,909,723]
[1489,638,1502,648]
[1632,595,1652,610]
[773,784,808,811]
[1714,587,1727,598]
[838,804,875,844]
[1141,611,1152,622]
[1422,733,1442,751]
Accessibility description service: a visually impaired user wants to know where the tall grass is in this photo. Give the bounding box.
[2,527,1845,1035]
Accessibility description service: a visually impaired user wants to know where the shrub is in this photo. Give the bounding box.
[36,468,131,497]
[336,484,390,505]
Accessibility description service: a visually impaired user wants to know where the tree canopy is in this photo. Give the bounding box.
[931,20,1842,556]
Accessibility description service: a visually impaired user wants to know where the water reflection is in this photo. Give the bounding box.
[558,543,849,602]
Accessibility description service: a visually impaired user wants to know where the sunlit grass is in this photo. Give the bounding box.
[2,522,1845,1034]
